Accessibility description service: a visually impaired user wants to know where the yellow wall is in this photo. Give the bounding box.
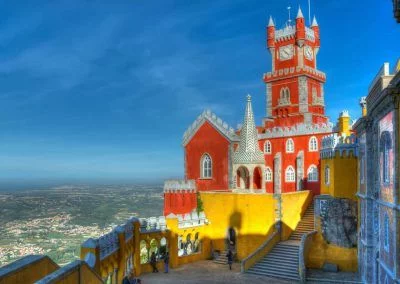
[307,233,358,272]
[200,192,277,260]
[0,256,59,284]
[281,191,313,240]
[321,151,358,200]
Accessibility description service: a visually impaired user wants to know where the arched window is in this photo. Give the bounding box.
[264,140,272,154]
[265,167,273,182]
[201,154,212,178]
[279,87,291,105]
[324,166,330,185]
[307,165,318,182]
[159,237,167,257]
[309,136,318,152]
[286,138,294,153]
[285,166,295,182]
[384,213,389,251]
[140,240,148,264]
[149,239,159,260]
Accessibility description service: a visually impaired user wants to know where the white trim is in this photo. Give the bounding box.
[308,136,318,152]
[307,165,318,182]
[285,166,296,182]
[286,138,295,153]
[265,167,273,182]
[324,166,330,185]
[200,153,212,179]
[264,140,272,154]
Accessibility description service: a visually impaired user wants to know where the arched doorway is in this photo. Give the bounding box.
[236,166,249,189]
[253,167,262,189]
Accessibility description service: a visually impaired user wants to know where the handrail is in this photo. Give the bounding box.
[241,231,279,273]
[299,230,317,283]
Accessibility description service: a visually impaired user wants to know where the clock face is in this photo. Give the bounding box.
[279,45,294,61]
[304,46,314,60]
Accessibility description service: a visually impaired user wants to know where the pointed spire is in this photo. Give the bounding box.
[268,16,275,27]
[296,6,304,19]
[232,95,264,165]
[311,15,318,27]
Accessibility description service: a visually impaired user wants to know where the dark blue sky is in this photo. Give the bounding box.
[0,0,398,185]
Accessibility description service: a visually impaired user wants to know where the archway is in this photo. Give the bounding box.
[253,167,262,189]
[236,166,249,189]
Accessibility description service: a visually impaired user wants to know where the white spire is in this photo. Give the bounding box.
[296,6,304,19]
[232,95,264,165]
[311,15,318,27]
[268,15,275,27]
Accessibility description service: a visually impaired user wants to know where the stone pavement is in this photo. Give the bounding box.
[139,260,292,283]
[139,260,362,284]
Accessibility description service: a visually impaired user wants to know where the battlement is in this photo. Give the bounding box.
[164,179,196,193]
[139,216,167,232]
[320,133,358,158]
[264,65,326,82]
[259,122,333,139]
[168,211,208,229]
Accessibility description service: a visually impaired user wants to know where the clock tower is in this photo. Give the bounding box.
[264,8,327,129]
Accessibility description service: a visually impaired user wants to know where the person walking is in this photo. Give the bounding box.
[163,251,170,273]
[150,252,159,273]
[226,250,233,270]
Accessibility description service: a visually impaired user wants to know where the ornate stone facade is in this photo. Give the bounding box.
[354,62,400,283]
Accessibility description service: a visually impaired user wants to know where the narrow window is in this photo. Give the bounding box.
[286,138,294,153]
[201,154,212,178]
[384,213,389,251]
[285,166,295,182]
[264,140,272,154]
[324,166,330,185]
[265,167,273,182]
[309,136,318,152]
[307,165,318,182]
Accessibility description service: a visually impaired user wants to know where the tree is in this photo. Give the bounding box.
[196,192,204,213]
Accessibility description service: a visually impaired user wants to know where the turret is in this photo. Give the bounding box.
[359,97,367,117]
[295,7,305,47]
[311,15,320,47]
[337,110,351,136]
[267,16,275,49]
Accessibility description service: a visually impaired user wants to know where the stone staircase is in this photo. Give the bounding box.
[247,241,300,281]
[213,250,229,264]
[289,201,315,241]
[246,202,315,281]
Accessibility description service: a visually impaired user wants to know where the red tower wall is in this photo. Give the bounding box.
[163,190,197,216]
[260,133,326,196]
[185,121,230,191]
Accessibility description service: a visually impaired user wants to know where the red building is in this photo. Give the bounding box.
[178,8,337,199]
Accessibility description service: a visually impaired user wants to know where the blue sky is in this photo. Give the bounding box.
[0,0,398,186]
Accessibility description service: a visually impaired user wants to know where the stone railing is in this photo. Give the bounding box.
[176,211,207,228]
[139,216,167,232]
[299,230,317,283]
[241,231,280,272]
[98,230,119,260]
[35,260,103,284]
[0,255,59,284]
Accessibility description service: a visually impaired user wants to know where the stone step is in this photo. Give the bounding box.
[269,248,299,254]
[259,259,298,269]
[262,254,298,262]
[266,252,298,259]
[272,245,299,251]
[259,258,298,267]
[247,268,299,281]
[253,263,298,273]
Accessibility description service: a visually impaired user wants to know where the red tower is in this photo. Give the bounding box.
[180,7,334,197]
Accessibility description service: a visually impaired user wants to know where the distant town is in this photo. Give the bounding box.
[0,185,163,265]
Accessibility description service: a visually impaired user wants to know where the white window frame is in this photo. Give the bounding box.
[286,138,294,153]
[309,136,318,152]
[307,165,318,182]
[265,167,273,182]
[324,166,330,185]
[201,154,212,178]
[264,140,272,154]
[285,166,296,182]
